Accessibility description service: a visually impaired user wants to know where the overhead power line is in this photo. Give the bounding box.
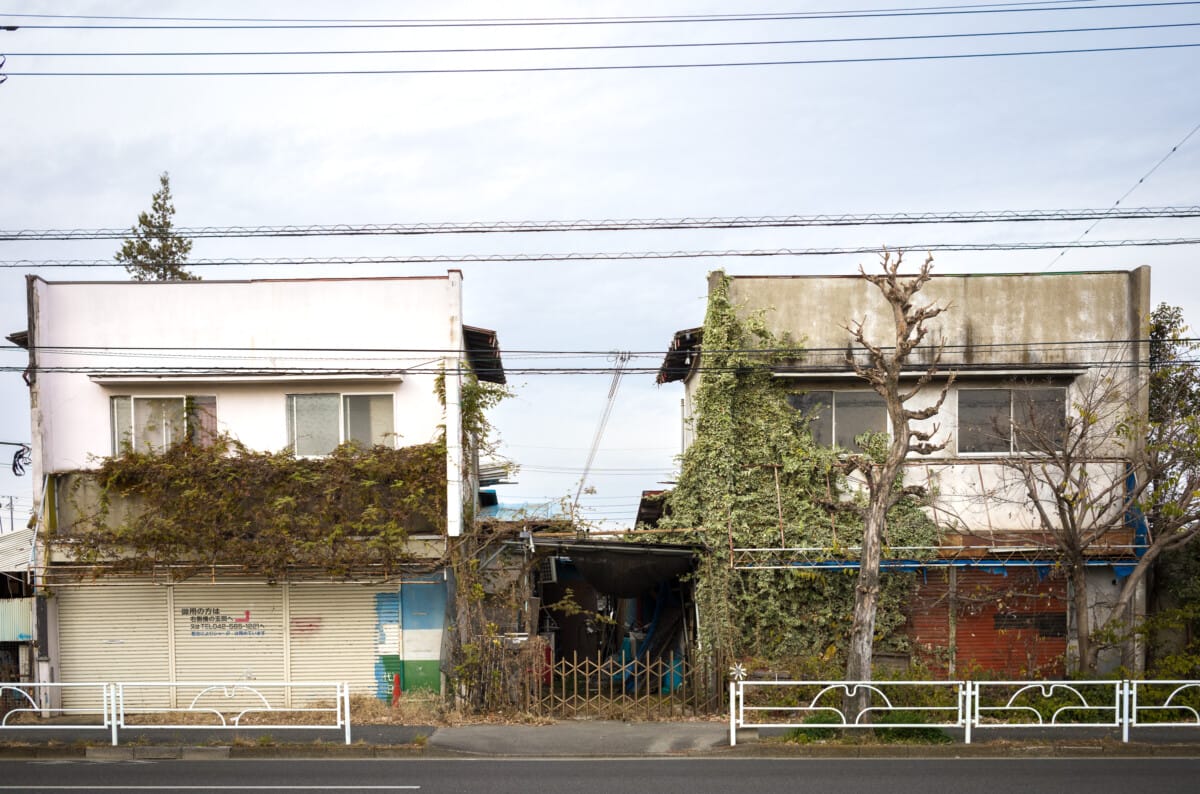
[9,41,1200,76]
[1,358,1185,377]
[3,236,1198,270]
[5,1,1196,29]
[11,22,1200,58]
[3,206,1197,242]
[11,336,1188,356]
[1046,117,1200,268]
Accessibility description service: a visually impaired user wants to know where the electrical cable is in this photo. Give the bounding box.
[3,206,1197,241]
[10,21,1200,58]
[8,41,1200,76]
[3,236,1199,270]
[6,1,1195,29]
[1046,117,1200,268]
[0,1,1114,26]
[11,336,1189,356]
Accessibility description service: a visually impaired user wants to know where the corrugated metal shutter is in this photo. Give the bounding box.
[908,569,1068,678]
[0,598,33,642]
[173,582,285,709]
[0,528,34,572]
[288,583,398,701]
[56,583,170,709]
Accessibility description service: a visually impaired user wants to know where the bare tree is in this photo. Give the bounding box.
[991,308,1200,672]
[842,252,951,709]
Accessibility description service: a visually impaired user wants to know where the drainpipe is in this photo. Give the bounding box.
[445,271,464,539]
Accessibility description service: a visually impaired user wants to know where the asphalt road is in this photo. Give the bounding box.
[1,758,1198,793]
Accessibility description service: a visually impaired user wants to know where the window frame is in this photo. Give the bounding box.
[788,389,890,450]
[110,394,217,455]
[956,386,1067,456]
[285,391,396,457]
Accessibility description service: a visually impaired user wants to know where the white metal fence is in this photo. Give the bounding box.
[1,681,351,746]
[729,678,1200,746]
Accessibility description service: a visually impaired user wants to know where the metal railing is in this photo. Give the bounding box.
[729,678,1200,746]
[0,682,114,738]
[2,681,351,746]
[729,679,968,746]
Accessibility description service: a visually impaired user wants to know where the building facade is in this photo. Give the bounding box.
[17,273,503,704]
[657,266,1151,676]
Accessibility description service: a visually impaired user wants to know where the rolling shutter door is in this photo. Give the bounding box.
[173,582,285,707]
[288,583,398,700]
[55,582,170,709]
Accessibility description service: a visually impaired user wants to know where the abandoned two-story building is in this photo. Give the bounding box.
[655,266,1151,676]
[15,272,504,704]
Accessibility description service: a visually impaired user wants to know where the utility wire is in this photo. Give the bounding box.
[12,337,1190,356]
[6,2,1195,29]
[3,206,1197,241]
[8,41,1200,76]
[0,359,1183,375]
[1046,117,1200,269]
[0,1,1114,26]
[3,237,1198,270]
[11,22,1199,58]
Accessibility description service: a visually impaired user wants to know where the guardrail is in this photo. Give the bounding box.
[729,678,1200,746]
[0,682,114,739]
[2,681,351,746]
[729,679,968,746]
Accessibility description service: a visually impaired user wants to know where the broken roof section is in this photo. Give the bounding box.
[529,537,698,598]
[464,325,506,385]
[656,327,702,385]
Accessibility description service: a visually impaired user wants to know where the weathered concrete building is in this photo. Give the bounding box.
[658,266,1151,676]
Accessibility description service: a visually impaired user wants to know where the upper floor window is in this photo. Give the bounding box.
[958,387,1066,454]
[111,395,217,454]
[286,393,394,456]
[786,390,887,450]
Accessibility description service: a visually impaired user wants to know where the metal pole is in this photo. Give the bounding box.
[343,682,352,745]
[109,684,119,747]
[963,681,972,745]
[729,680,736,746]
[1121,680,1130,743]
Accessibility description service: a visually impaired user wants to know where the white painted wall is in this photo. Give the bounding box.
[27,275,470,535]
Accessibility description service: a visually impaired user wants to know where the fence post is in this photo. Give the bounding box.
[729,680,736,747]
[962,681,971,745]
[342,682,352,745]
[1121,680,1130,744]
[109,684,119,747]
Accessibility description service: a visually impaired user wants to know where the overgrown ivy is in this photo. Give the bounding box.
[52,437,448,581]
[657,275,938,669]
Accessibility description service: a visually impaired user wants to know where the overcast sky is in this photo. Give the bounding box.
[0,0,1197,528]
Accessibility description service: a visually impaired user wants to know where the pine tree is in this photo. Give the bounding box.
[115,172,198,281]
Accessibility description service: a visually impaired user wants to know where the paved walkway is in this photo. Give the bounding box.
[3,720,1200,759]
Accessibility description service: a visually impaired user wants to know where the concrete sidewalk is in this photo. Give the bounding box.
[2,720,1200,760]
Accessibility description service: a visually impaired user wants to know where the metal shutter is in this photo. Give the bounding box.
[172,582,285,708]
[55,582,170,709]
[288,582,398,701]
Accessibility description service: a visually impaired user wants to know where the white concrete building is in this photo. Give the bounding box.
[15,273,504,702]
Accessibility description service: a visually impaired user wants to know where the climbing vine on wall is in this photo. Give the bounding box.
[52,437,448,580]
[657,275,938,668]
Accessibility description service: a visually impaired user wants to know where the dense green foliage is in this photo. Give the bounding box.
[1147,302,1200,675]
[658,275,938,667]
[115,171,198,281]
[53,437,446,580]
